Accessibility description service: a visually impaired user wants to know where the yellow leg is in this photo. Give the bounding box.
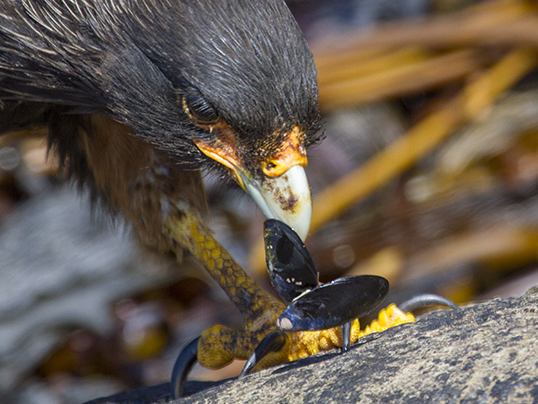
[165,211,286,368]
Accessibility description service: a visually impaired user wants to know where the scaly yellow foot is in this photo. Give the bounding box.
[249,303,416,372]
[166,212,457,398]
[239,295,456,378]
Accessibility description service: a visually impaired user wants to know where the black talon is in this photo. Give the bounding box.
[170,337,200,399]
[240,331,289,377]
[398,293,458,314]
[341,322,352,352]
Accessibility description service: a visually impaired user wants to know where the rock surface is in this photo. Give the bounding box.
[86,289,538,404]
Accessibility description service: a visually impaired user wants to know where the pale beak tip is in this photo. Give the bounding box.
[241,165,312,241]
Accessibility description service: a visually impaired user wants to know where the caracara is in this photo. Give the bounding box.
[0,0,321,390]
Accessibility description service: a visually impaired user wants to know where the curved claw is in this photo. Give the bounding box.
[170,337,200,399]
[240,331,289,377]
[341,322,352,352]
[398,294,458,314]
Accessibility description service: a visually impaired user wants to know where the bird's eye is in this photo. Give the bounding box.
[182,93,220,124]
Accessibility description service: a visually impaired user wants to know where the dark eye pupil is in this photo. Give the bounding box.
[183,94,219,124]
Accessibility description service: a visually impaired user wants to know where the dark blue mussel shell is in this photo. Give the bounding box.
[277,275,389,331]
[264,219,319,304]
[264,219,389,331]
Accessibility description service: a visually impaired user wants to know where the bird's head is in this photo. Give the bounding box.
[2,1,321,239]
[115,0,321,240]
[77,0,322,239]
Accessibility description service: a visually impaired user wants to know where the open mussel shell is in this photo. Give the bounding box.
[264,219,319,304]
[276,275,389,331]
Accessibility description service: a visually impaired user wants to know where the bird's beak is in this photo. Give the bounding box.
[193,127,312,240]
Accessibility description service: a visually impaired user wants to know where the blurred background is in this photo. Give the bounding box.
[2,0,538,402]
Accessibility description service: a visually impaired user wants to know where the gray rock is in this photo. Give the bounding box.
[85,289,538,403]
